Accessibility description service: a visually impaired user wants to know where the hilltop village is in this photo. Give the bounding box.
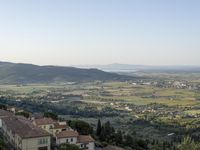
[0,109,96,150]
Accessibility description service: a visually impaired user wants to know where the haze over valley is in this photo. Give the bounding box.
[0,1,200,150]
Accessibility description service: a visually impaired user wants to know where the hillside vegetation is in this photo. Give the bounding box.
[0,62,132,84]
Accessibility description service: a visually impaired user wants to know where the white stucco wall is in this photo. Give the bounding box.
[87,142,95,150]
[56,137,77,145]
[78,142,95,150]
[53,128,62,136]
[39,124,54,134]
[2,120,51,150]
[22,136,51,150]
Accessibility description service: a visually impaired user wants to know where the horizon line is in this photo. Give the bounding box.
[1,60,200,68]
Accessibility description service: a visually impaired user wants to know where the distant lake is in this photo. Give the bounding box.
[100,69,137,73]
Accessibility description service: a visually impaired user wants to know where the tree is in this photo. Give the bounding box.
[96,119,101,136]
[100,126,106,141]
[124,134,133,147]
[100,121,115,142]
[137,139,148,149]
[44,112,58,120]
[15,111,30,118]
[69,120,93,135]
[115,130,123,146]
[104,121,115,136]
[59,143,83,150]
[177,136,200,150]
[0,136,5,150]
[0,104,7,110]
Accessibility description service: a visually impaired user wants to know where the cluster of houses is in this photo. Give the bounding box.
[0,109,95,150]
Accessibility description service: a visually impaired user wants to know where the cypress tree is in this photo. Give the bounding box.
[96,119,102,136]
[115,130,123,145]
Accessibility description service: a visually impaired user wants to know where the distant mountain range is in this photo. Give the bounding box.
[76,63,200,73]
[1,61,199,84]
[0,62,132,84]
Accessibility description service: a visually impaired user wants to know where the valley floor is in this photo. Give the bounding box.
[1,73,200,149]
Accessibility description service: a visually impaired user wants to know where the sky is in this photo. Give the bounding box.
[0,0,200,66]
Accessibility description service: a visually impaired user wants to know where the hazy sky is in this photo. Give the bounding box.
[0,0,200,66]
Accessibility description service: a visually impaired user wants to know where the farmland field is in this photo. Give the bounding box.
[1,72,200,149]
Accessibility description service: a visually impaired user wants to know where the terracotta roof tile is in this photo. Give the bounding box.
[54,123,69,129]
[56,130,79,139]
[2,116,50,139]
[34,117,55,126]
[0,109,13,117]
[78,135,95,143]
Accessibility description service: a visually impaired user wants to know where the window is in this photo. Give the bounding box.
[38,139,42,145]
[66,139,69,143]
[71,138,73,142]
[38,138,48,145]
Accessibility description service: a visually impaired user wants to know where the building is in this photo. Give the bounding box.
[77,135,95,150]
[52,122,71,136]
[33,117,56,134]
[55,130,95,150]
[0,109,13,128]
[33,118,70,135]
[1,109,95,150]
[2,116,51,150]
[103,145,125,150]
[7,106,24,114]
[56,130,79,145]
[33,117,95,150]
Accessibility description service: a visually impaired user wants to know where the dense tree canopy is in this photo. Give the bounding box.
[0,104,7,110]
[69,120,93,135]
[44,112,58,120]
[177,136,200,150]
[0,136,5,150]
[96,120,148,150]
[15,111,30,118]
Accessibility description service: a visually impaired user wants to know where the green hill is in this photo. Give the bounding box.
[0,62,132,84]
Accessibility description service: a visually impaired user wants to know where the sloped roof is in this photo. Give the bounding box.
[54,122,69,129]
[56,130,79,139]
[34,117,55,125]
[2,116,50,139]
[0,109,13,118]
[77,135,95,143]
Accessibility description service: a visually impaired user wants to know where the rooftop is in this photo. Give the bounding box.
[54,122,69,129]
[78,135,95,143]
[2,116,50,139]
[56,130,79,139]
[34,117,56,126]
[0,109,13,118]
